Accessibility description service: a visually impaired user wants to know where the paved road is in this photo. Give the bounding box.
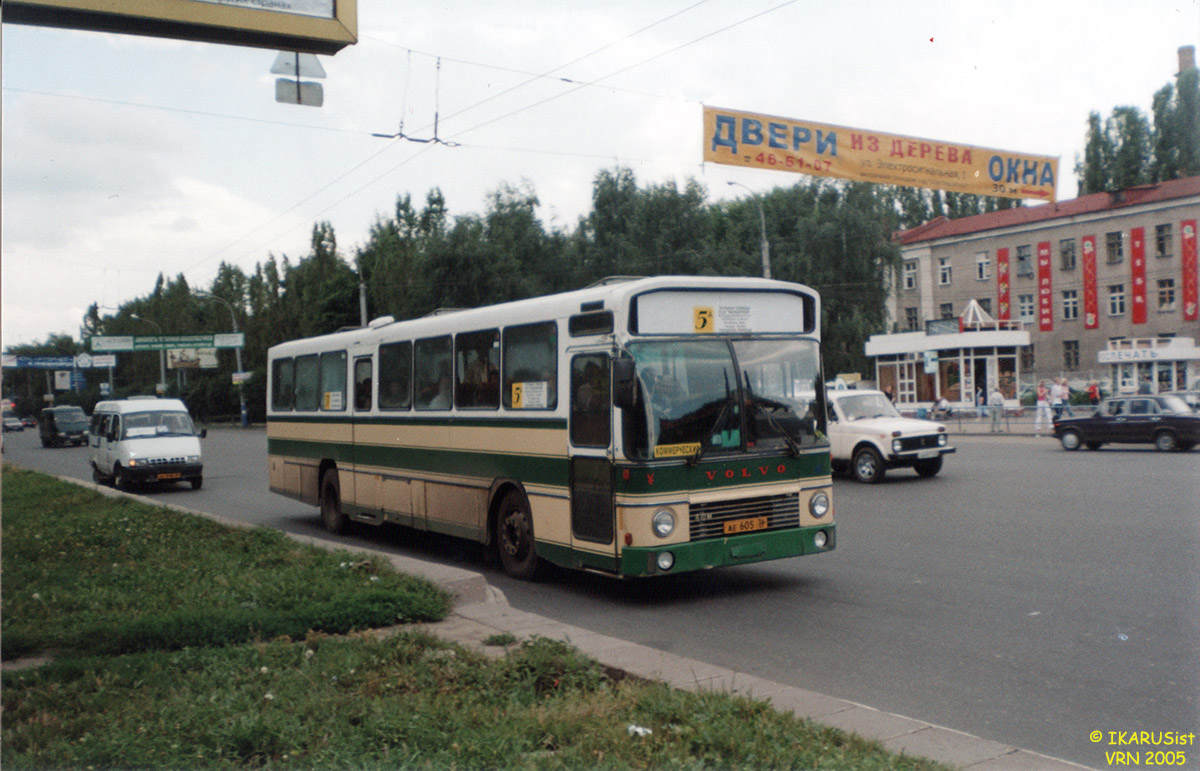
[5,427,1198,768]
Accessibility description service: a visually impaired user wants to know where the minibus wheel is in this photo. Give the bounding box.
[496,490,539,579]
[320,469,346,534]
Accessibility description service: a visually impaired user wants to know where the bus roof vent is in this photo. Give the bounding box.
[424,307,466,317]
[584,275,645,288]
[368,315,395,329]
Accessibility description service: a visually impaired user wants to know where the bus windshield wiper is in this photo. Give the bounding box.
[743,373,801,456]
[689,371,735,466]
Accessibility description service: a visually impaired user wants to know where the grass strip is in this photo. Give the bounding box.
[1,467,450,659]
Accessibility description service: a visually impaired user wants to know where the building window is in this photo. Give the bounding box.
[1059,238,1076,270]
[1016,245,1033,276]
[940,302,954,319]
[975,252,990,281]
[1021,344,1035,371]
[1158,278,1176,312]
[938,257,952,286]
[1018,293,1035,322]
[903,261,917,290]
[978,298,992,314]
[1063,340,1080,371]
[1106,231,1124,264]
[905,306,919,331]
[1107,284,1126,316]
[1155,224,1173,258]
[1061,289,1079,321]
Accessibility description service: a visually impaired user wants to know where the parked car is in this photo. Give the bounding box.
[39,405,89,447]
[89,397,206,490]
[21,416,37,428]
[826,389,955,483]
[1164,390,1200,413]
[1053,394,1200,452]
[2,416,24,432]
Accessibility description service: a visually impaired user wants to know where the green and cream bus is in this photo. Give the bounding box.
[266,276,835,579]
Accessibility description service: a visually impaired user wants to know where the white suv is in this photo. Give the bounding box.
[826,389,954,483]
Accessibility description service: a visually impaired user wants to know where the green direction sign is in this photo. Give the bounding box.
[90,333,244,352]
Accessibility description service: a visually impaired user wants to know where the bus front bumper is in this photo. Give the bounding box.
[619,524,836,577]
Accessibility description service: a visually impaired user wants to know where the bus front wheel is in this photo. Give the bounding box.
[495,490,539,580]
[320,469,347,535]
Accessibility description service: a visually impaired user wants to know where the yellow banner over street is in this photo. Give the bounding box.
[703,106,1058,202]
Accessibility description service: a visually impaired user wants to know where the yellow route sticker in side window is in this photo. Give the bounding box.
[654,442,701,458]
[693,306,714,333]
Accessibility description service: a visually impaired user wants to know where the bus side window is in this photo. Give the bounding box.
[415,336,453,410]
[503,321,558,410]
[456,329,499,409]
[294,354,320,411]
[354,357,373,411]
[378,341,412,410]
[320,351,347,411]
[272,357,295,411]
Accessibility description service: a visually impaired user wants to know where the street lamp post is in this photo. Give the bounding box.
[130,314,167,395]
[726,181,771,279]
[195,291,249,428]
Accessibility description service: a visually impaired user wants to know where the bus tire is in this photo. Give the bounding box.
[852,447,885,484]
[320,468,347,535]
[495,489,539,580]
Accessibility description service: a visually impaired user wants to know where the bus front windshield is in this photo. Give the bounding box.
[625,338,826,460]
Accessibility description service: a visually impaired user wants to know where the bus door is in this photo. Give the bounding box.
[350,355,384,521]
[568,352,615,555]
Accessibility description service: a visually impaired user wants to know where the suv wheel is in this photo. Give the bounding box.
[852,447,885,484]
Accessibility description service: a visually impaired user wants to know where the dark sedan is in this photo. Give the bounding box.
[1054,394,1200,451]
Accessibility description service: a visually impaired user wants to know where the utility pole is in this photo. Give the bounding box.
[726,181,771,279]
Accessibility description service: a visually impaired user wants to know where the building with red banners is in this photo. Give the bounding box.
[872,176,1200,408]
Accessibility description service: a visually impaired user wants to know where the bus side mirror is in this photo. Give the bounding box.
[613,358,638,410]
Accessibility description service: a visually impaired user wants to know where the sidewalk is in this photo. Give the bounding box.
[920,408,1087,438]
[61,474,1096,771]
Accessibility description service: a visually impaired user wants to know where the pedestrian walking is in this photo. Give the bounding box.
[1138,376,1153,394]
[989,385,1005,432]
[976,386,986,419]
[1087,381,1101,406]
[1034,380,1053,435]
[1052,378,1074,418]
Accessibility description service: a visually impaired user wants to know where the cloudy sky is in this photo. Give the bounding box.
[3,0,1198,349]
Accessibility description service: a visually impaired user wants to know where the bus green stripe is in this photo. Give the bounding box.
[269,415,567,430]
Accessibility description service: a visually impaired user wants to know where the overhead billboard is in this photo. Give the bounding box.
[3,0,356,55]
[704,105,1058,202]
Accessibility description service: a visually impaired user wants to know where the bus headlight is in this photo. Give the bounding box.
[652,508,675,538]
[656,551,675,571]
[809,492,830,519]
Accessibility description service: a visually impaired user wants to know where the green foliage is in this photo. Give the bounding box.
[1077,64,1200,192]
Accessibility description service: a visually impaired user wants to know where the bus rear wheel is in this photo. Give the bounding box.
[495,490,539,580]
[320,469,347,535]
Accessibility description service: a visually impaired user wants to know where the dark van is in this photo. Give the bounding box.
[39,405,89,447]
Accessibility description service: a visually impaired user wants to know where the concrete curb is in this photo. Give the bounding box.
[31,472,1096,770]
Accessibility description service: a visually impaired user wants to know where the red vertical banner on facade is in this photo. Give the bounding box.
[1130,227,1147,324]
[1037,241,1053,331]
[1082,235,1099,329]
[996,247,1010,320]
[1182,220,1198,321]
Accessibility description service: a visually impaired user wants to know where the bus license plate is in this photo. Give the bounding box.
[724,516,769,535]
[157,472,181,481]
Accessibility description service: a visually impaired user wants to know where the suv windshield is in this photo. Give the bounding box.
[55,408,88,430]
[121,410,197,439]
[624,338,826,460]
[835,393,901,421]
